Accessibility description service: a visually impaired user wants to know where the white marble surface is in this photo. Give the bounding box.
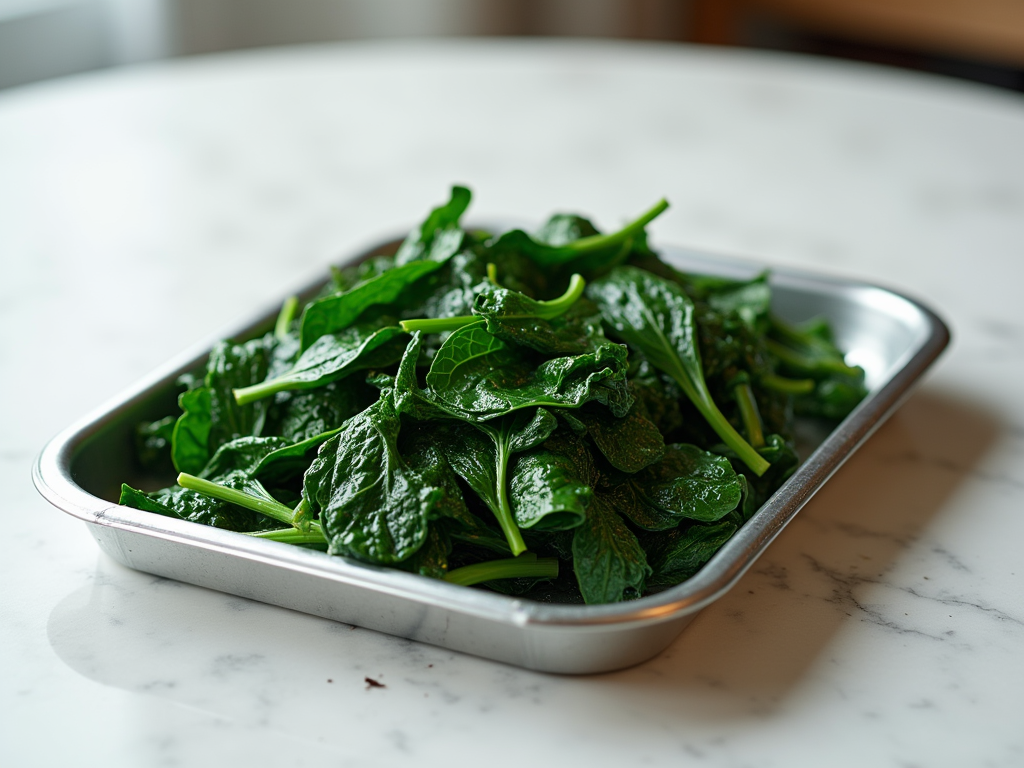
[3,38,1024,767]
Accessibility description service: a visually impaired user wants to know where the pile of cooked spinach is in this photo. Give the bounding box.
[121,187,867,604]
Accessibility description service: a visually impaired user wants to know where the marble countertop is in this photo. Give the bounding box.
[3,38,1023,767]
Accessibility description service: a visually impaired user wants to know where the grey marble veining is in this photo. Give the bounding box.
[4,39,1024,767]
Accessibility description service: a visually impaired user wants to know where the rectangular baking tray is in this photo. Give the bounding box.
[33,235,949,674]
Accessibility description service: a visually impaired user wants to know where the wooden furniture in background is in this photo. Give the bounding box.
[691,0,1024,67]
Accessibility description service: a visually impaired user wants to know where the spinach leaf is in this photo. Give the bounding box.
[608,444,743,530]
[205,337,274,441]
[235,320,407,405]
[171,336,275,474]
[704,273,772,332]
[395,249,490,324]
[268,377,376,444]
[253,428,344,483]
[761,314,868,421]
[478,296,609,357]
[569,393,665,473]
[485,199,668,271]
[533,213,600,246]
[175,470,315,532]
[299,261,442,351]
[424,322,632,421]
[200,436,292,479]
[395,524,452,579]
[571,493,651,604]
[587,266,770,476]
[628,357,685,438]
[719,433,800,512]
[432,408,558,555]
[768,314,863,379]
[295,186,473,351]
[508,446,592,531]
[171,387,213,475]
[400,426,477,530]
[483,249,554,299]
[127,426,303,532]
[326,254,396,297]
[521,431,651,603]
[398,269,586,336]
[644,519,739,588]
[394,185,472,266]
[119,473,284,533]
[795,376,868,420]
[302,393,442,564]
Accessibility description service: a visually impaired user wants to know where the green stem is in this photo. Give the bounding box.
[766,339,862,378]
[444,554,559,586]
[760,374,815,395]
[664,361,770,476]
[400,273,585,334]
[732,379,765,449]
[768,316,862,378]
[233,376,303,406]
[697,396,770,475]
[292,496,314,533]
[491,439,528,557]
[274,296,299,340]
[556,198,669,256]
[248,528,328,546]
[534,274,585,319]
[177,472,320,532]
[399,315,476,334]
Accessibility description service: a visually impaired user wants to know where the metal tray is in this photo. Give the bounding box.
[33,237,949,674]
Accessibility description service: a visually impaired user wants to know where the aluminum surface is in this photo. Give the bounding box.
[33,239,949,674]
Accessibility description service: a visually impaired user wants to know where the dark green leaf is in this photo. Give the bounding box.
[172,336,276,473]
[429,409,558,555]
[120,475,281,532]
[400,426,476,529]
[704,273,772,332]
[570,393,665,473]
[610,444,743,530]
[252,428,343,483]
[396,524,452,580]
[720,433,800,513]
[236,321,407,404]
[302,395,442,564]
[794,375,869,420]
[533,213,600,246]
[588,266,769,476]
[200,436,292,479]
[299,261,443,351]
[571,495,651,604]
[396,250,490,323]
[484,199,668,273]
[171,387,213,475]
[509,448,592,530]
[205,337,274,442]
[269,377,376,444]
[394,185,472,266]
[424,322,632,421]
[645,520,739,588]
[475,294,609,357]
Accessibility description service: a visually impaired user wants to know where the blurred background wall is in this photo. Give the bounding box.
[1,0,1022,91]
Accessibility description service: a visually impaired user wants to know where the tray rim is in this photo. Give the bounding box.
[32,234,951,632]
